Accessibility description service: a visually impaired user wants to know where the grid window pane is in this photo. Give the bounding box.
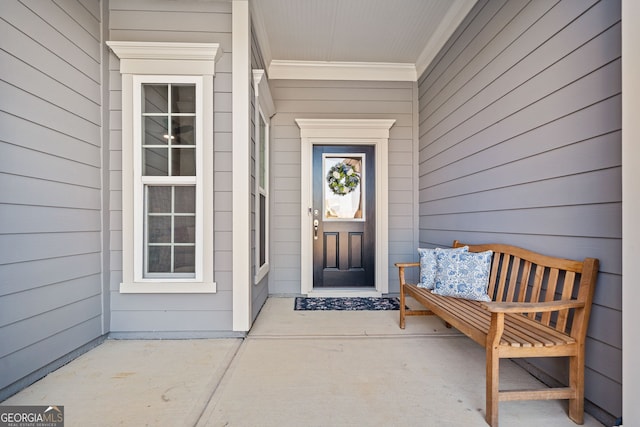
[143,117,168,145]
[143,148,169,176]
[259,194,266,266]
[174,247,195,273]
[175,186,195,213]
[174,216,195,243]
[255,108,269,276]
[142,83,196,177]
[172,85,195,113]
[148,246,171,272]
[148,216,171,243]
[145,185,196,276]
[259,115,266,188]
[143,85,168,114]
[172,116,195,145]
[148,186,171,213]
[171,148,195,176]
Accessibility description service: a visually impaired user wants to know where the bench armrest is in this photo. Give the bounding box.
[394,262,420,268]
[395,262,419,287]
[480,300,585,314]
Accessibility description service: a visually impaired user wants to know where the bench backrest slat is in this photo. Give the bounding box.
[495,254,510,302]
[518,260,532,303]
[541,267,560,326]
[529,265,545,320]
[487,254,501,298]
[505,256,521,303]
[556,271,576,332]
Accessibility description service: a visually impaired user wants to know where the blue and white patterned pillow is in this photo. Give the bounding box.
[432,249,493,302]
[417,246,468,290]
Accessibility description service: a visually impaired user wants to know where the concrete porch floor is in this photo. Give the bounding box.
[2,297,604,426]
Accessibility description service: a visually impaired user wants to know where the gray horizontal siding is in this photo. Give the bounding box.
[109,0,232,51]
[0,253,102,295]
[0,317,102,392]
[108,0,234,334]
[270,79,417,294]
[0,0,104,398]
[418,0,621,422]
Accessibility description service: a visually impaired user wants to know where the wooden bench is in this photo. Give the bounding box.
[396,241,599,427]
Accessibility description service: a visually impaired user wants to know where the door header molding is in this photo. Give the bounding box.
[296,119,396,139]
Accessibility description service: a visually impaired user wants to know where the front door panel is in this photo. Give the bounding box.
[312,145,375,288]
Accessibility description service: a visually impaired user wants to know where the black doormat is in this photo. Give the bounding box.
[294,296,401,311]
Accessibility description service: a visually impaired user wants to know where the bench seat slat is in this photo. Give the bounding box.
[507,313,575,345]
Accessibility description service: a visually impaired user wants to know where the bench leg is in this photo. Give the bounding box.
[568,353,585,424]
[486,345,499,427]
[399,283,406,329]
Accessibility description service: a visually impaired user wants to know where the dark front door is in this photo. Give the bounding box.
[312,145,375,288]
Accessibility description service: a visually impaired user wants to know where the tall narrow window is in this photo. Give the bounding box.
[253,70,274,283]
[141,82,198,278]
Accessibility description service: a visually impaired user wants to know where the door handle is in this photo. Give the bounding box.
[313,219,319,240]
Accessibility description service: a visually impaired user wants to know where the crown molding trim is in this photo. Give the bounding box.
[253,70,275,118]
[415,0,478,78]
[269,60,417,81]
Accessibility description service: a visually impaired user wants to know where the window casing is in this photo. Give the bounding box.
[254,106,269,283]
[253,70,274,284]
[107,41,219,293]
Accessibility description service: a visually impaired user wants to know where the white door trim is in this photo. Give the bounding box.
[296,119,396,297]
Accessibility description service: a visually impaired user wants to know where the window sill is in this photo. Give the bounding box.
[120,281,217,294]
[254,263,270,284]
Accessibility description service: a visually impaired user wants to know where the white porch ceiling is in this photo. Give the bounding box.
[251,0,477,81]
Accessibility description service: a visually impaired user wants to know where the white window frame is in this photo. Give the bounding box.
[253,70,275,284]
[134,76,203,282]
[107,41,220,293]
